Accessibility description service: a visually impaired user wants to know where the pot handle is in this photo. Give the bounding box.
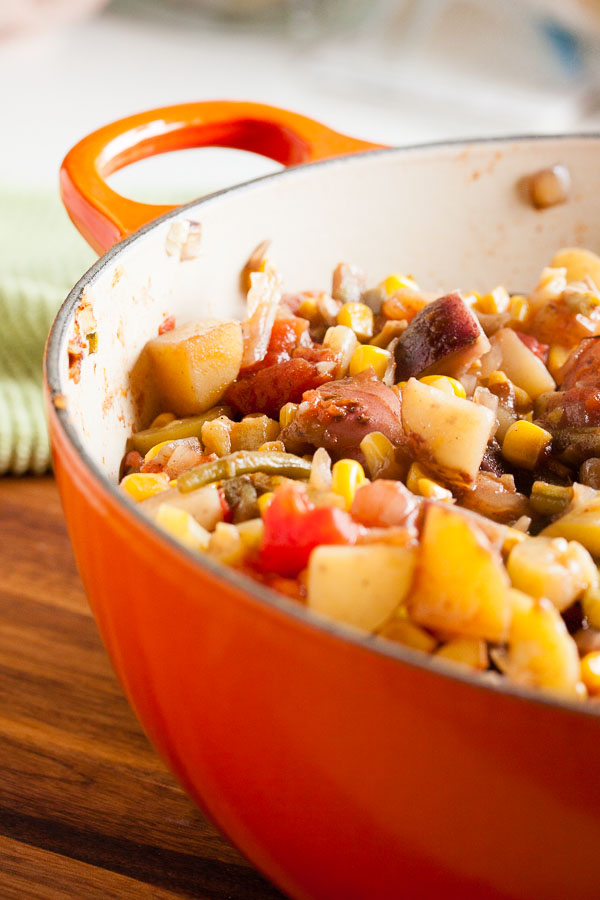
[60,100,384,254]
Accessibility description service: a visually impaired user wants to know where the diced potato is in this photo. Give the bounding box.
[491,328,555,399]
[542,497,600,557]
[435,637,489,670]
[378,618,437,653]
[208,522,245,565]
[145,319,243,416]
[230,415,280,451]
[201,416,232,456]
[507,536,597,612]
[498,590,581,697]
[401,378,494,485]
[139,483,223,530]
[551,247,600,287]
[154,503,211,552]
[307,543,416,632]
[407,503,511,642]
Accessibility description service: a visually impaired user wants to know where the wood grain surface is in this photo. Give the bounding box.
[0,476,284,899]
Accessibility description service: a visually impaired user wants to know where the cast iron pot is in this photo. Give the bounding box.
[46,101,600,900]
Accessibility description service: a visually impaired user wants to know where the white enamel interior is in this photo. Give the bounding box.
[56,137,600,480]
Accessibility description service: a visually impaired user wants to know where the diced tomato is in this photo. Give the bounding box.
[260,483,360,576]
[218,487,233,522]
[516,331,549,364]
[225,356,336,418]
[158,315,176,335]
[240,317,311,377]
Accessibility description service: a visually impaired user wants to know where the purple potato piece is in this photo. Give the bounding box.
[394,292,490,381]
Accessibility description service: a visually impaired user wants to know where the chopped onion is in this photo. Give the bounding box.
[242,265,282,367]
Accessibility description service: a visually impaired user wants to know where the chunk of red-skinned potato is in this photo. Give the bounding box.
[145,319,243,416]
[407,503,512,642]
[401,378,494,486]
[394,292,490,380]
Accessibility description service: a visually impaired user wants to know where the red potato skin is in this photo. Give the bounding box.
[394,292,490,380]
[538,337,600,428]
[280,370,405,460]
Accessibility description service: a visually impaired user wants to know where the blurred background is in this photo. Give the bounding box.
[4,0,600,200]
[2,0,600,475]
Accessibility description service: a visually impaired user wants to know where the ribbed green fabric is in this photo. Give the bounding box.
[0,191,95,474]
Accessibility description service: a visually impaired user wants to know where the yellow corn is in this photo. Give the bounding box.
[257,492,275,516]
[475,286,510,315]
[337,301,374,341]
[323,324,358,377]
[331,459,367,509]
[297,296,319,322]
[120,472,170,502]
[435,637,489,669]
[208,522,245,565]
[201,416,232,457]
[382,273,419,295]
[581,652,600,695]
[150,411,176,429]
[237,517,264,552]
[406,462,452,500]
[487,370,510,389]
[360,432,396,479]
[379,618,437,653]
[502,527,527,555]
[155,503,210,552]
[279,402,299,429]
[419,375,466,399]
[502,420,552,469]
[508,295,530,323]
[547,344,570,379]
[259,440,286,452]
[144,439,171,463]
[348,344,391,380]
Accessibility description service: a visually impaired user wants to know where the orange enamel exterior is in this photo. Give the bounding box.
[50,103,600,899]
[59,100,381,253]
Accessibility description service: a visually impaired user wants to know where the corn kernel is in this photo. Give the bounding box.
[150,411,176,429]
[419,375,466,399]
[382,273,419,295]
[323,324,358,377]
[405,462,452,500]
[547,344,570,379]
[279,402,299,429]
[208,522,245,565]
[502,420,552,469]
[237,517,264,551]
[331,459,367,509]
[337,301,374,341]
[257,492,275,516]
[502,527,527,555]
[348,344,391,380]
[475,286,510,315]
[120,472,170,502]
[360,431,396,479]
[508,295,530,323]
[487,370,510,389]
[298,297,319,321]
[144,440,172,463]
[378,618,437,653]
[435,637,489,670]
[259,440,286,452]
[581,652,600,695]
[155,503,210,552]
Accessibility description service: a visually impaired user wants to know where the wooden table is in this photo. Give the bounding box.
[0,477,284,900]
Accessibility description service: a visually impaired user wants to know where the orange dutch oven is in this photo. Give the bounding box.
[46,101,600,900]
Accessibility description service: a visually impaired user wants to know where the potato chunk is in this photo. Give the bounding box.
[401,378,494,485]
[542,497,600,557]
[507,535,597,612]
[307,543,416,632]
[408,503,511,642]
[497,591,580,698]
[491,328,555,399]
[551,247,600,286]
[145,319,243,416]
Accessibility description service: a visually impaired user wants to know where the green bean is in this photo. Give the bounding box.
[127,406,231,456]
[551,427,600,467]
[530,481,573,518]
[177,451,311,493]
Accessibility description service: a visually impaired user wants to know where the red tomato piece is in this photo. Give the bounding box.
[515,331,549,364]
[260,483,360,577]
[225,356,336,418]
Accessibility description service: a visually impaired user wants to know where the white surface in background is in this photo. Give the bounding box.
[2,2,600,202]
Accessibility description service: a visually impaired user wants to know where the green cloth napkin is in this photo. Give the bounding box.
[0,190,95,474]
